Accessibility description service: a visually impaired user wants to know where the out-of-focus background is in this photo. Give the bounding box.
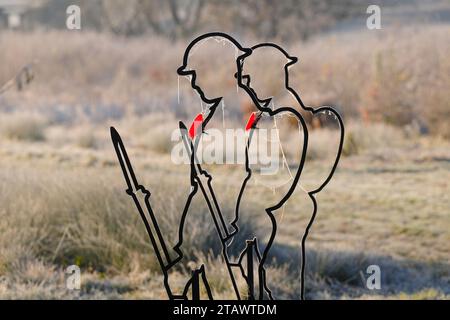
[0,0,449,299]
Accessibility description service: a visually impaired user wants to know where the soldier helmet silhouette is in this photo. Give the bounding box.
[177,32,251,103]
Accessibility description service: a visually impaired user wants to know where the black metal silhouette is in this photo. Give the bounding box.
[178,120,240,299]
[110,32,344,300]
[236,43,344,300]
[174,33,256,300]
[229,110,276,300]
[185,265,213,300]
[110,127,182,299]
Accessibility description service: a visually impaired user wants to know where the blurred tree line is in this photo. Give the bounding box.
[25,0,366,40]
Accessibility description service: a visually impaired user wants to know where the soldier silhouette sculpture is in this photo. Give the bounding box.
[111,32,344,300]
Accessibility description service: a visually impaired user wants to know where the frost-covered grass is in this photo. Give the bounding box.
[0,117,448,299]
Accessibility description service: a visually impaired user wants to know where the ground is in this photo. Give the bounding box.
[0,117,448,299]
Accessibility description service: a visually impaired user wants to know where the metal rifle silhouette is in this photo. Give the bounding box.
[111,124,232,300]
[178,119,241,300]
[180,118,236,242]
[231,111,268,300]
[110,127,182,299]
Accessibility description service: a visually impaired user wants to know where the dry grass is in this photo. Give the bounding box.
[0,116,448,299]
[0,25,449,137]
[0,113,47,142]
